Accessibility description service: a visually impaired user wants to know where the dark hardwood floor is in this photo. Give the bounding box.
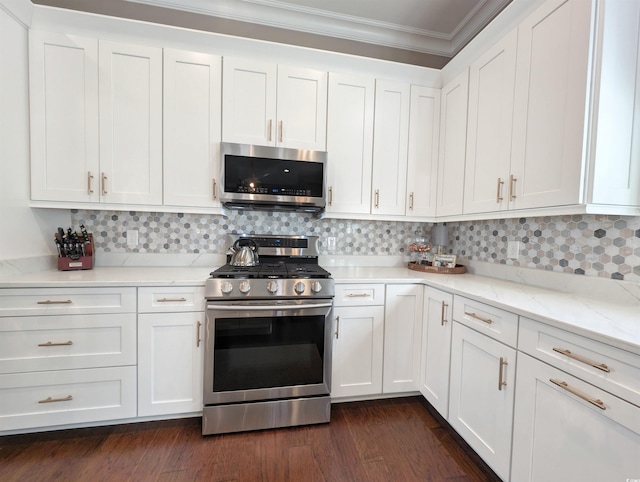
[0,397,500,482]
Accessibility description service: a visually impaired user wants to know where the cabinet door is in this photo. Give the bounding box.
[511,352,640,482]
[449,322,515,481]
[99,40,163,205]
[420,287,453,418]
[383,284,423,393]
[138,312,203,416]
[331,306,384,398]
[276,65,327,150]
[326,73,375,214]
[510,0,592,210]
[222,58,277,146]
[406,85,440,218]
[436,69,468,217]
[464,30,517,215]
[29,31,99,202]
[371,80,410,216]
[163,49,222,207]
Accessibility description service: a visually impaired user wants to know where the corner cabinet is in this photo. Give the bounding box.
[163,49,222,208]
[222,58,327,150]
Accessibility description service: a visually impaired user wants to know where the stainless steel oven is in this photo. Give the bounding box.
[202,235,334,435]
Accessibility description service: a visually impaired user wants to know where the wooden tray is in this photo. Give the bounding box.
[407,262,466,275]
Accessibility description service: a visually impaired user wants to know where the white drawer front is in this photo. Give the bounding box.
[334,284,385,306]
[519,317,640,407]
[138,286,205,313]
[0,314,136,374]
[453,295,518,347]
[0,288,136,317]
[0,366,137,432]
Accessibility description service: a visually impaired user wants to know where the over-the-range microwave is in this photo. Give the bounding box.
[220,142,328,213]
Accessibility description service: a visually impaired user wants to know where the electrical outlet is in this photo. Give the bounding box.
[126,230,139,247]
[507,240,520,259]
[326,236,337,252]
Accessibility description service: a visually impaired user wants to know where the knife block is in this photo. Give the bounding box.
[57,234,94,271]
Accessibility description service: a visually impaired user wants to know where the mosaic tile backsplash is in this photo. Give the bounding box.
[71,210,640,283]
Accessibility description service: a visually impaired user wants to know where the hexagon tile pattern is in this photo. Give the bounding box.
[71,211,640,283]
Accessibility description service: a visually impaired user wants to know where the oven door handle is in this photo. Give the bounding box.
[207,302,333,311]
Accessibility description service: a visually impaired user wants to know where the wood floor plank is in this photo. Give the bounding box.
[0,397,501,482]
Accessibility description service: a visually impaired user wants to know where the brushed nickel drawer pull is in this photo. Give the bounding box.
[279,120,284,143]
[496,178,504,203]
[335,315,340,339]
[38,340,73,347]
[212,179,217,200]
[157,297,187,302]
[552,348,611,373]
[101,172,108,195]
[374,189,380,209]
[409,192,414,210]
[509,174,517,200]
[550,378,606,410]
[87,171,94,194]
[197,321,202,347]
[39,395,73,404]
[347,293,370,298]
[464,311,493,324]
[328,187,333,206]
[37,299,72,305]
[498,357,508,391]
[441,301,448,326]
[268,119,273,142]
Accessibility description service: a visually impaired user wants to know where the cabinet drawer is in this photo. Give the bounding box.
[138,286,205,313]
[519,317,640,407]
[0,313,136,374]
[334,284,385,306]
[0,366,137,432]
[453,295,518,347]
[0,287,136,317]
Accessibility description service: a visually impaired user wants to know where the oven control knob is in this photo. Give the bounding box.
[294,281,306,295]
[220,281,233,294]
[267,280,279,294]
[239,280,251,294]
[311,281,323,293]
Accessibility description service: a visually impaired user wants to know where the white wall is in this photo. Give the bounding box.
[0,2,70,262]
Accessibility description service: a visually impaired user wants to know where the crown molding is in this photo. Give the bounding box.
[0,0,33,27]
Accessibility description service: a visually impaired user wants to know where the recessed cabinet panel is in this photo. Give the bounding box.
[164,49,222,207]
[29,31,99,202]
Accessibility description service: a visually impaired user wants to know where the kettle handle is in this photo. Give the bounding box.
[233,238,258,250]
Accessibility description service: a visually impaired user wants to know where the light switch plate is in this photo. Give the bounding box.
[507,240,520,259]
[126,230,139,247]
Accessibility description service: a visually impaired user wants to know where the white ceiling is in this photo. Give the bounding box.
[124,0,512,57]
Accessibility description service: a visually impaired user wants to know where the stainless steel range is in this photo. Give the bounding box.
[203,234,334,435]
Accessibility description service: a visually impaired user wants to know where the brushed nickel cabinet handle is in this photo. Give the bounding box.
[509,174,517,200]
[328,187,333,206]
[197,321,202,347]
[552,348,610,373]
[334,315,340,339]
[464,311,493,324]
[550,378,606,410]
[37,299,72,305]
[409,192,414,210]
[39,395,73,404]
[441,301,449,326]
[101,173,108,195]
[496,178,504,203]
[347,293,370,298]
[374,189,380,209]
[212,179,217,200]
[279,120,284,143]
[498,357,508,391]
[38,340,73,347]
[88,171,94,194]
[268,119,273,142]
[157,297,187,302]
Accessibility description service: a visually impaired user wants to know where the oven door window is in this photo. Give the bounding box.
[213,314,325,392]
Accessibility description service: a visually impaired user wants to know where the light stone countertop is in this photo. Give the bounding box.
[0,265,638,355]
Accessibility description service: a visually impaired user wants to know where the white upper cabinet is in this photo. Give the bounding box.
[326,73,375,215]
[436,69,469,217]
[222,58,327,150]
[98,40,163,205]
[510,0,592,210]
[29,31,100,203]
[463,30,517,215]
[371,80,411,216]
[163,49,222,208]
[406,85,440,218]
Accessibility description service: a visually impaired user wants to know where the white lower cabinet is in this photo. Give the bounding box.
[419,287,453,418]
[383,284,423,393]
[511,352,640,482]
[331,305,385,398]
[449,322,516,481]
[137,287,204,417]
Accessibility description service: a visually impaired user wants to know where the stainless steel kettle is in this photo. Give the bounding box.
[229,238,259,267]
